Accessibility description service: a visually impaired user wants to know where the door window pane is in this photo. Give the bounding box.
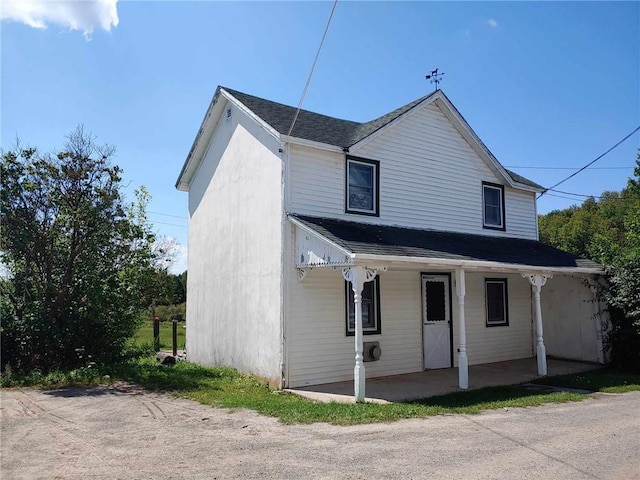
[425,281,446,322]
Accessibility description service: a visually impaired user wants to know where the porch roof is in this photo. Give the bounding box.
[290,215,604,274]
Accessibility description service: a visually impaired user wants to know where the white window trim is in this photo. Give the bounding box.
[485,279,509,327]
[346,157,378,216]
[482,183,505,229]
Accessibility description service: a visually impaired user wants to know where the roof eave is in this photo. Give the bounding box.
[289,215,355,258]
[175,87,283,191]
[281,134,345,153]
[354,253,604,275]
[175,86,224,190]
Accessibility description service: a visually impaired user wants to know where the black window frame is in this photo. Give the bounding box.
[482,182,506,231]
[345,276,382,336]
[345,155,380,217]
[485,278,509,327]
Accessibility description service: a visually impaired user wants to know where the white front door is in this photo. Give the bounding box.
[422,274,452,369]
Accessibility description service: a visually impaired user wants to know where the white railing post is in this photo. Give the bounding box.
[455,269,468,389]
[342,266,377,403]
[524,274,551,376]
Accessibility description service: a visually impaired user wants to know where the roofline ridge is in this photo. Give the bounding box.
[221,86,362,126]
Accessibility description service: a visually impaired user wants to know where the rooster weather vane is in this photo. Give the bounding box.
[425,68,444,91]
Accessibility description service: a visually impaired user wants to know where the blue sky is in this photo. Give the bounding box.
[2,1,639,273]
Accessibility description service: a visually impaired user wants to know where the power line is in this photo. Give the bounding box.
[544,191,636,202]
[287,0,338,137]
[152,220,188,229]
[538,125,640,199]
[149,211,187,220]
[549,189,599,198]
[545,193,588,201]
[505,166,631,170]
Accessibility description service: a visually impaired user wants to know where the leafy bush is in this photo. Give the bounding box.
[0,128,164,373]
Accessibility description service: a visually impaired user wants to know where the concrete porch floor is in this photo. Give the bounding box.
[287,358,599,404]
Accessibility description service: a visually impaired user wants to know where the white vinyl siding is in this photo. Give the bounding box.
[289,102,538,240]
[287,267,423,388]
[451,272,533,366]
[187,101,284,383]
[286,258,535,387]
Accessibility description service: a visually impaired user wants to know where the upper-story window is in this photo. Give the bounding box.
[346,156,379,216]
[482,182,505,230]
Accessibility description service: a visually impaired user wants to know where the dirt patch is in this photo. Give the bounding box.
[1,386,638,479]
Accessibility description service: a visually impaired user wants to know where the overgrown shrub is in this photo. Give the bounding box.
[0,128,165,373]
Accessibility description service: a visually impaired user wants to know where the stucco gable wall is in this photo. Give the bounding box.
[187,102,283,382]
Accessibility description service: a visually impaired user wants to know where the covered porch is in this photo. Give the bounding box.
[289,357,597,403]
[289,215,605,402]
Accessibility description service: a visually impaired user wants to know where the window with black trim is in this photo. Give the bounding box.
[482,182,505,230]
[345,276,381,335]
[485,278,509,327]
[346,156,379,216]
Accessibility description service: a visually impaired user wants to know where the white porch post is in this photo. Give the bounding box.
[455,269,468,389]
[524,274,551,376]
[342,266,377,403]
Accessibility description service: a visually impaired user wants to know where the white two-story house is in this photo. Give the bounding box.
[176,86,605,401]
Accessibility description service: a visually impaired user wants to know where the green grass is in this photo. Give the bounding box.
[3,360,638,425]
[108,360,594,425]
[131,320,186,350]
[534,369,640,393]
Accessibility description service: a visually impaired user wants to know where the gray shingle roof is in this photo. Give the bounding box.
[292,215,602,270]
[222,87,542,190]
[223,87,431,148]
[505,169,544,190]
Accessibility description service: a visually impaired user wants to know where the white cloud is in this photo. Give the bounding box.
[169,244,188,275]
[487,18,498,29]
[1,0,119,38]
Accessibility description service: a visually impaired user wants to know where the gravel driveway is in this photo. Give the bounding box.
[1,384,638,480]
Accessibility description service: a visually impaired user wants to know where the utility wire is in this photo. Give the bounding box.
[152,220,188,229]
[506,166,631,170]
[546,190,637,202]
[549,189,601,198]
[287,0,338,137]
[545,193,587,201]
[544,192,635,203]
[538,126,640,199]
[149,211,187,220]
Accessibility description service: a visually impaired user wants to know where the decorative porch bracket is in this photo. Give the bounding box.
[523,274,552,376]
[455,269,468,389]
[342,266,378,403]
[296,268,307,282]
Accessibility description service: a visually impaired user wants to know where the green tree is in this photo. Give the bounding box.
[0,128,161,373]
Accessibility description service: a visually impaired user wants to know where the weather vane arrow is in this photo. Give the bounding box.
[425,68,444,91]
